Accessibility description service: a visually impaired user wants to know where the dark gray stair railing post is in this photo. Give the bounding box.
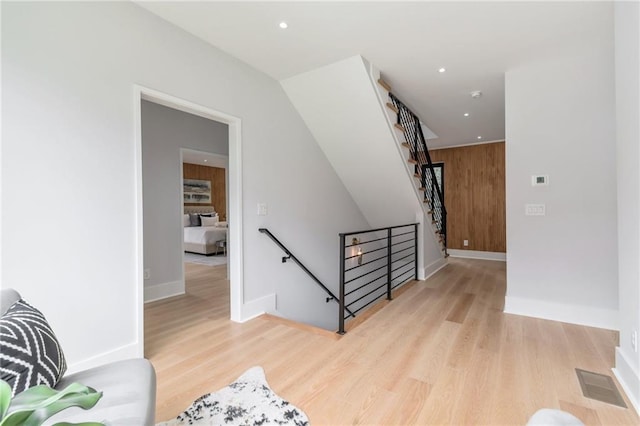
[338,234,346,335]
[386,228,392,300]
[414,223,419,280]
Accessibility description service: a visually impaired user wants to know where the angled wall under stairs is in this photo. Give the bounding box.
[281,55,445,278]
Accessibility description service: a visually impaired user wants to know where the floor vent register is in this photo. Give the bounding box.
[575,368,627,408]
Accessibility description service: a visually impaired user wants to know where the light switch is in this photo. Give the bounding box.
[525,204,545,216]
[257,203,268,216]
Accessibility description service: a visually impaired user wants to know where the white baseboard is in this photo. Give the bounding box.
[66,341,141,375]
[420,257,448,280]
[613,347,640,414]
[448,249,506,261]
[504,296,619,330]
[240,293,277,322]
[144,280,185,303]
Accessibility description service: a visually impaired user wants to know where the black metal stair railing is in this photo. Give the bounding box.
[389,92,447,252]
[259,228,355,318]
[338,223,419,334]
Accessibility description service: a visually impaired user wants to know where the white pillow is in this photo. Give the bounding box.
[183,214,190,227]
[214,221,228,228]
[201,216,219,227]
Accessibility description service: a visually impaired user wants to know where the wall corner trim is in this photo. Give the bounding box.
[448,249,506,261]
[66,342,140,376]
[144,280,185,303]
[422,257,448,280]
[613,347,640,415]
[504,296,619,330]
[240,293,277,323]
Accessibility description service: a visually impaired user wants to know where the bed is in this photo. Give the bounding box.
[183,206,228,256]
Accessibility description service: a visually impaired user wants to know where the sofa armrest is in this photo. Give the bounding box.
[45,358,156,426]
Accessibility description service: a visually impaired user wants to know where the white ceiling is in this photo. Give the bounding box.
[137,1,613,148]
[182,149,228,168]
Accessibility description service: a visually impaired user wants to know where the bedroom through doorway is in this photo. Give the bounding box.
[135,86,244,359]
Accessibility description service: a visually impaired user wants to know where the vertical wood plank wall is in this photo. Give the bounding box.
[183,163,227,221]
[429,142,506,252]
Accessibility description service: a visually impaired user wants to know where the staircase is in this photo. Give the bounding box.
[383,87,448,257]
[281,55,447,263]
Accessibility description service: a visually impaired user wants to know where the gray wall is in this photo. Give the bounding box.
[1,1,369,369]
[504,24,619,329]
[141,100,228,295]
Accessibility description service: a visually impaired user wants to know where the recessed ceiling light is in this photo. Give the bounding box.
[279,22,288,29]
[204,159,208,162]
[477,136,482,140]
[438,67,446,73]
[464,113,470,117]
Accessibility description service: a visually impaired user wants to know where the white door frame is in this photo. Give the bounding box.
[133,85,243,356]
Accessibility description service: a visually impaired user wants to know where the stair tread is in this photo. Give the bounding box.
[394,123,406,132]
[260,314,341,340]
[377,78,392,92]
[386,102,399,114]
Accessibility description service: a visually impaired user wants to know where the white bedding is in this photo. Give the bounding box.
[184,226,227,245]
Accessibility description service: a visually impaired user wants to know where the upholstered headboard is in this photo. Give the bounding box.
[183,206,216,215]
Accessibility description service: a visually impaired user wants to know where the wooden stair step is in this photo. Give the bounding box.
[394,123,406,133]
[408,158,417,165]
[401,142,410,149]
[260,313,341,340]
[377,78,392,92]
[386,102,399,114]
[418,187,426,191]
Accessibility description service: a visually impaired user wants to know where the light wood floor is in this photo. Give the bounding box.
[144,259,639,425]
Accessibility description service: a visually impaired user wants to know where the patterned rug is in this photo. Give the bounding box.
[184,252,227,267]
[157,367,309,426]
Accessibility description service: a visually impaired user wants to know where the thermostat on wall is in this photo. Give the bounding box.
[531,175,549,186]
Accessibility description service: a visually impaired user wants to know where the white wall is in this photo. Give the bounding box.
[504,28,619,329]
[1,2,369,369]
[613,0,640,412]
[141,100,228,301]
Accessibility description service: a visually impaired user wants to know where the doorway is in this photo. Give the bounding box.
[134,86,244,357]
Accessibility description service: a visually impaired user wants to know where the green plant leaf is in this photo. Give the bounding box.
[52,423,105,426]
[0,381,11,420]
[1,383,103,426]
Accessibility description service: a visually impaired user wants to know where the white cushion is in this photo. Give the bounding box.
[183,214,190,227]
[201,215,219,226]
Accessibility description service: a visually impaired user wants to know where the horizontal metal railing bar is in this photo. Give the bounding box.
[344,274,387,298]
[390,238,414,247]
[344,236,389,247]
[345,282,388,309]
[344,263,388,285]
[344,253,388,272]
[391,260,415,275]
[391,276,413,290]
[392,230,414,238]
[259,228,356,318]
[353,245,390,257]
[345,272,387,297]
[346,289,389,318]
[344,246,387,260]
[391,245,415,257]
[391,267,415,283]
[391,252,416,265]
[340,222,419,238]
